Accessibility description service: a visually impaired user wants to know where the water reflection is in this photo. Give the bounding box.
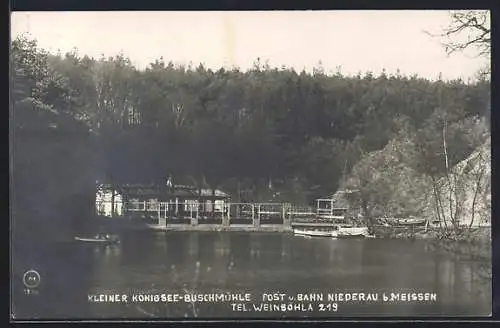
[85,232,490,318]
[249,234,261,259]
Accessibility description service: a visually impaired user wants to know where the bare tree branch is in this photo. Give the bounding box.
[425,10,490,61]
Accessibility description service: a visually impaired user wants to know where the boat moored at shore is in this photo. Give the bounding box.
[294,225,372,239]
[293,229,333,237]
[331,226,370,238]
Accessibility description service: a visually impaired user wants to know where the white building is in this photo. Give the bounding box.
[95,186,123,217]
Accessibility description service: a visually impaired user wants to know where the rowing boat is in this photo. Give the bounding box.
[332,226,370,238]
[74,234,120,245]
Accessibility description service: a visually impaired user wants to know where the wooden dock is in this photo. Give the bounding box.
[147,223,293,233]
[139,218,345,233]
[100,200,358,232]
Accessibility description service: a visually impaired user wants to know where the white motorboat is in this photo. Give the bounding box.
[294,226,373,239]
[293,229,333,237]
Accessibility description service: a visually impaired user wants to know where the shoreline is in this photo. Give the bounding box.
[373,226,491,243]
[139,223,491,239]
[146,224,293,233]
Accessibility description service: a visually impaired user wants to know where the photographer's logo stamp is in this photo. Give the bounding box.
[23,269,41,289]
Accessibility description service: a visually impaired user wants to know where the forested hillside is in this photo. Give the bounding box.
[11,35,490,233]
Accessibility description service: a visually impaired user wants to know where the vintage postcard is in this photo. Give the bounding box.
[10,10,491,320]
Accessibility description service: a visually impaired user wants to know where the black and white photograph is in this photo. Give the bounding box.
[10,10,491,320]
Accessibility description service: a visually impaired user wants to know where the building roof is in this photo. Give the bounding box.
[99,183,230,199]
[318,189,358,208]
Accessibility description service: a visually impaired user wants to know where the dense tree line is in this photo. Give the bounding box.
[11,34,490,229]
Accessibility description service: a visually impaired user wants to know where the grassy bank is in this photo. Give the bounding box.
[373,225,490,241]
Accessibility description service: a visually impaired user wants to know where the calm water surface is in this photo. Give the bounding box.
[15,231,491,319]
[80,231,491,318]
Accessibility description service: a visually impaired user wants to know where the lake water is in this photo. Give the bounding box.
[13,231,491,319]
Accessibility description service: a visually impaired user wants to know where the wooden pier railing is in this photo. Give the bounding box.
[96,200,352,229]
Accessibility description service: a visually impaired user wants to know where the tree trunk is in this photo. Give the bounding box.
[361,199,374,234]
[469,155,486,230]
[198,183,203,219]
[431,175,447,230]
[110,185,115,218]
[453,171,463,232]
[443,120,456,230]
[431,184,443,230]
[237,179,241,203]
[211,186,216,216]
